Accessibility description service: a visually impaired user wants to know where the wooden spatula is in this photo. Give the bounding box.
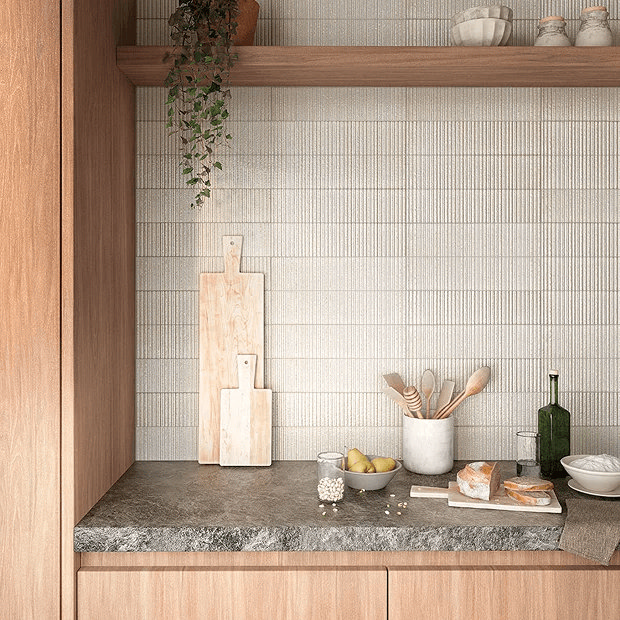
[383,373,405,395]
[436,380,456,412]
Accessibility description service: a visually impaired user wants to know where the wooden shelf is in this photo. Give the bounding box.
[117,45,620,87]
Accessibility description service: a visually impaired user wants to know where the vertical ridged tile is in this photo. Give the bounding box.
[136,0,620,461]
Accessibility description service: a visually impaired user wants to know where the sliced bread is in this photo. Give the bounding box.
[505,488,552,506]
[456,461,501,501]
[503,476,554,492]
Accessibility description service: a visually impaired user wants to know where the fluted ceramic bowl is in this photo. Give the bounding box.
[451,17,512,46]
[344,456,402,491]
[561,455,620,493]
[451,5,513,26]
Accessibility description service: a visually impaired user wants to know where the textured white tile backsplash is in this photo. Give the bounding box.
[135,1,620,460]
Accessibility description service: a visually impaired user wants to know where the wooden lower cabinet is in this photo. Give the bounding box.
[388,566,620,620]
[77,566,387,619]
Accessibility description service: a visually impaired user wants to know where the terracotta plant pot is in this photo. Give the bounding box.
[234,0,259,46]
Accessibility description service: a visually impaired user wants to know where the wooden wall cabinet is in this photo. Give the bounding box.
[1,1,136,618]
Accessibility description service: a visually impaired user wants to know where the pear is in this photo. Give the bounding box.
[347,448,369,470]
[371,457,396,473]
[349,460,376,473]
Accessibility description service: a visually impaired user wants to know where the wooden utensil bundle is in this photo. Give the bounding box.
[382,367,491,420]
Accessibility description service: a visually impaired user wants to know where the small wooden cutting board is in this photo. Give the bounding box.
[220,354,272,466]
[410,482,562,513]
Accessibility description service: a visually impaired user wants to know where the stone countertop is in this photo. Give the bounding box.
[74,460,610,553]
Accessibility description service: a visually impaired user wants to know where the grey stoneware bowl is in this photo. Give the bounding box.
[344,456,402,491]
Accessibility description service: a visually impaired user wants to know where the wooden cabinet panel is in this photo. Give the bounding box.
[78,566,387,620]
[0,0,61,617]
[389,567,620,620]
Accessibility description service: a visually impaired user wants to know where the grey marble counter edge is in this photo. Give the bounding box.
[74,524,562,553]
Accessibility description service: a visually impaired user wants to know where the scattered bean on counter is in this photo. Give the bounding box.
[317,476,344,502]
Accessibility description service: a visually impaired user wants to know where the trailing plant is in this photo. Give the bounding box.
[164,0,240,207]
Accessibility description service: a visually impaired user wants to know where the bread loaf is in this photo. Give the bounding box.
[456,461,501,501]
[505,488,552,506]
[503,476,554,492]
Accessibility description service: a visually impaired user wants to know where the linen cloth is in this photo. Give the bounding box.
[558,498,620,565]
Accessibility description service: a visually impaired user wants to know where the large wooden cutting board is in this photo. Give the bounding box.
[220,355,272,466]
[410,482,562,513]
[199,236,264,464]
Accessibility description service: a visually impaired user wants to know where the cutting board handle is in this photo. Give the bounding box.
[236,354,257,389]
[409,485,449,498]
[223,235,243,274]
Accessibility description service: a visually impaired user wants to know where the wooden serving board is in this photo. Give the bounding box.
[199,236,264,464]
[410,482,562,513]
[220,355,272,466]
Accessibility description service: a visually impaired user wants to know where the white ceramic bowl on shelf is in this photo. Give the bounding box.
[561,455,620,493]
[344,457,402,491]
[451,17,512,46]
[451,5,513,26]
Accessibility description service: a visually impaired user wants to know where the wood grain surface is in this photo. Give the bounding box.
[61,1,136,617]
[0,1,61,617]
[220,355,272,466]
[80,549,620,569]
[78,566,387,620]
[199,236,264,464]
[389,566,620,620]
[117,45,620,87]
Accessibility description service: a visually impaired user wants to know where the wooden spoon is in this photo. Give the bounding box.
[434,366,491,419]
[420,369,435,419]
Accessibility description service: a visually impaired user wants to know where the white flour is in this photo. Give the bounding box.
[570,454,620,472]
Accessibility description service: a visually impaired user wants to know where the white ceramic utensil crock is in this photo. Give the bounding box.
[403,415,454,474]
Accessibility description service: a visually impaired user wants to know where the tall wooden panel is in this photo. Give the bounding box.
[61,1,136,617]
[0,1,61,617]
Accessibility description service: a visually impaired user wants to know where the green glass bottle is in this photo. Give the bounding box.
[538,370,571,478]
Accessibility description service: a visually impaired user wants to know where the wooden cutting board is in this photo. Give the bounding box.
[220,354,272,466]
[410,482,562,513]
[199,236,264,464]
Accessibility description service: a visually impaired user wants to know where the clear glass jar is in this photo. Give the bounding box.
[534,16,572,46]
[317,451,345,502]
[575,6,613,46]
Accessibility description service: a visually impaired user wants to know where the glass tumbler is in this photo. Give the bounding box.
[516,431,541,477]
[317,451,345,502]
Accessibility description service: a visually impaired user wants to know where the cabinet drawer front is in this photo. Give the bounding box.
[389,567,620,620]
[78,566,386,620]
